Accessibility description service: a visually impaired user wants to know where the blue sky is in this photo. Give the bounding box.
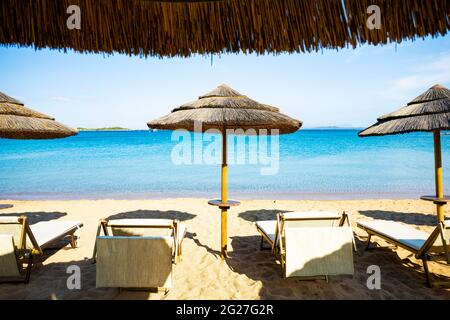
[0,34,449,129]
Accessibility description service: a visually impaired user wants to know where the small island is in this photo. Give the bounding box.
[77,127,130,131]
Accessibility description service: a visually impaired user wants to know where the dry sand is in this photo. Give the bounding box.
[0,198,449,300]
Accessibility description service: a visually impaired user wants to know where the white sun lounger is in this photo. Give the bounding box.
[93,218,187,291]
[256,211,355,280]
[357,219,450,287]
[0,216,83,283]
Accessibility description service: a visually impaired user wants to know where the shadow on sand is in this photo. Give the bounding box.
[106,209,196,222]
[238,209,290,222]
[2,208,449,299]
[358,210,438,226]
[186,231,221,258]
[1,234,449,299]
[0,257,162,300]
[0,211,67,224]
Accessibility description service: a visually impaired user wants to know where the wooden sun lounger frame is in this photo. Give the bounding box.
[358,221,450,287]
[0,216,80,283]
[92,219,183,264]
[256,211,356,280]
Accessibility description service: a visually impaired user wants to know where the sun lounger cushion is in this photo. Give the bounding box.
[256,211,343,244]
[107,218,186,245]
[0,235,20,278]
[29,221,83,250]
[283,211,342,220]
[285,226,354,278]
[255,221,276,244]
[443,220,450,241]
[108,219,173,228]
[96,236,173,289]
[283,211,343,228]
[0,217,23,224]
[357,220,432,251]
[0,217,83,251]
[0,218,25,250]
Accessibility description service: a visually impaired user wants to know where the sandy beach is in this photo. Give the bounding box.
[0,198,448,300]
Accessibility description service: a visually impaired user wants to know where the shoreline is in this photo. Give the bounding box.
[0,192,436,202]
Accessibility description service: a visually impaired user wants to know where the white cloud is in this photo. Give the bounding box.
[380,53,450,102]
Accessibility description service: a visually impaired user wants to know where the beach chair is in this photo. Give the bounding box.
[92,218,186,263]
[357,219,450,287]
[93,218,186,291]
[256,211,355,280]
[0,216,83,283]
[95,236,174,292]
[256,211,356,252]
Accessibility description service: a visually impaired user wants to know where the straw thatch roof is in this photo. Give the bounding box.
[1,0,449,58]
[148,84,302,134]
[0,91,78,139]
[359,84,450,137]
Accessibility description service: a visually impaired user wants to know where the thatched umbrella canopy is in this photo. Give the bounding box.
[359,84,450,222]
[148,84,301,133]
[148,84,301,258]
[0,0,449,58]
[0,91,78,139]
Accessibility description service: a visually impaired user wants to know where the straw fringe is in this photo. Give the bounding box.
[0,102,54,120]
[1,0,448,57]
[149,108,301,134]
[0,115,79,139]
[359,113,450,136]
[0,91,78,139]
[0,92,23,105]
[359,84,450,137]
[148,84,302,134]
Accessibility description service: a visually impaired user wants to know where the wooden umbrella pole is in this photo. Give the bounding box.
[433,129,445,222]
[221,130,228,258]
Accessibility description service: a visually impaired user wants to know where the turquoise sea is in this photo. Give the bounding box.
[0,129,448,200]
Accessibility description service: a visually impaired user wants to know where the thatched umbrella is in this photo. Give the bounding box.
[148,84,302,258]
[0,91,78,208]
[1,1,448,58]
[359,84,450,222]
[0,92,78,139]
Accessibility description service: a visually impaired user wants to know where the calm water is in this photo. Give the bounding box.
[0,130,448,200]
